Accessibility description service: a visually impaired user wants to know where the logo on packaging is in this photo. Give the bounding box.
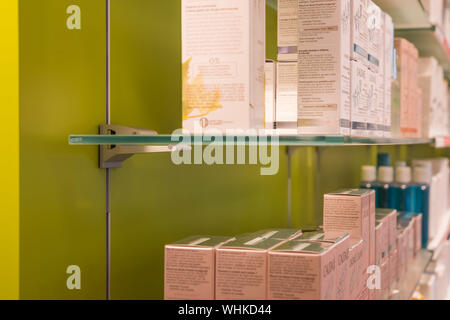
[66,5,81,30]
[66,265,81,290]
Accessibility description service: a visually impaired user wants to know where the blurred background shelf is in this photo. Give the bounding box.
[374,0,450,77]
[391,249,433,300]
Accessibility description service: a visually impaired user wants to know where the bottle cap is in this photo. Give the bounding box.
[377,153,391,167]
[412,160,433,172]
[378,166,394,183]
[395,166,412,184]
[396,161,407,167]
[361,166,376,182]
[413,166,432,184]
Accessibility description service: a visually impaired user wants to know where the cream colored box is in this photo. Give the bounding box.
[297,230,351,300]
[350,0,369,65]
[268,240,337,300]
[164,236,234,300]
[297,0,351,135]
[215,229,301,300]
[383,13,393,137]
[276,61,298,133]
[351,60,369,137]
[277,0,298,61]
[265,60,276,130]
[182,0,265,132]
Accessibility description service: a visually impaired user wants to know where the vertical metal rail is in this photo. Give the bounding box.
[105,0,111,301]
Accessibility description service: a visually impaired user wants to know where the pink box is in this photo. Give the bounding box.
[268,240,337,300]
[324,189,371,277]
[164,236,234,300]
[376,209,398,255]
[296,230,351,300]
[375,222,384,265]
[380,259,390,300]
[396,228,406,280]
[369,191,376,268]
[215,229,301,300]
[414,214,423,255]
[347,240,365,299]
[389,248,398,287]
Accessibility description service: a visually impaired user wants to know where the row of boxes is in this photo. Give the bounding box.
[165,189,424,300]
[273,0,394,137]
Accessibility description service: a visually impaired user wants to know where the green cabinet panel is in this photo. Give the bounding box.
[19,0,106,299]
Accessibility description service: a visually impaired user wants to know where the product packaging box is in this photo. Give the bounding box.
[367,1,383,74]
[368,190,376,268]
[277,0,298,61]
[324,190,371,265]
[396,228,407,280]
[383,13,394,137]
[398,215,414,265]
[413,214,423,255]
[379,258,389,300]
[367,69,379,137]
[297,230,351,300]
[351,60,369,137]
[268,240,337,300]
[265,60,276,130]
[375,222,384,265]
[376,208,398,287]
[215,229,301,300]
[164,236,234,300]
[347,240,366,299]
[297,0,351,136]
[276,61,298,133]
[182,0,266,132]
[350,0,369,66]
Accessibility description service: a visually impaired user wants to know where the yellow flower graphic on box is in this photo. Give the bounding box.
[182,58,222,121]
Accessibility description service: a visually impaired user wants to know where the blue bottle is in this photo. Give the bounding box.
[375,166,394,208]
[410,166,431,248]
[377,153,391,167]
[389,166,415,213]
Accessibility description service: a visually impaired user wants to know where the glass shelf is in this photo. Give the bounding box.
[69,134,434,147]
[374,0,431,29]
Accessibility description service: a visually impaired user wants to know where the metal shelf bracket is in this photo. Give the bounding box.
[99,124,182,169]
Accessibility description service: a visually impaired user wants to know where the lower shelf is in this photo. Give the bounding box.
[390,250,433,300]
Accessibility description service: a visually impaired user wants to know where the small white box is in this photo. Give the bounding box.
[351,0,369,66]
[265,60,276,130]
[277,0,298,61]
[298,0,351,135]
[351,60,369,137]
[182,0,266,132]
[276,61,298,133]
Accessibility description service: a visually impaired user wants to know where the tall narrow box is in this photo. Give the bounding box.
[182,0,266,132]
[215,229,301,300]
[265,60,276,130]
[350,0,369,66]
[323,189,371,291]
[376,208,398,287]
[276,61,298,133]
[268,240,337,300]
[383,13,394,137]
[277,0,298,61]
[348,240,365,299]
[351,60,369,137]
[297,0,351,135]
[164,236,233,300]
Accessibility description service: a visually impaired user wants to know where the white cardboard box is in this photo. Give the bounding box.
[182,0,266,132]
[297,0,351,135]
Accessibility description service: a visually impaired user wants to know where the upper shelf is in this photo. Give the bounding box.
[374,0,450,75]
[69,133,438,147]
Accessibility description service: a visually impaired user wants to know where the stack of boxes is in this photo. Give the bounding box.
[275,0,394,137]
[165,189,427,300]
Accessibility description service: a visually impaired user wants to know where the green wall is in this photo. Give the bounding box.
[18,0,449,300]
